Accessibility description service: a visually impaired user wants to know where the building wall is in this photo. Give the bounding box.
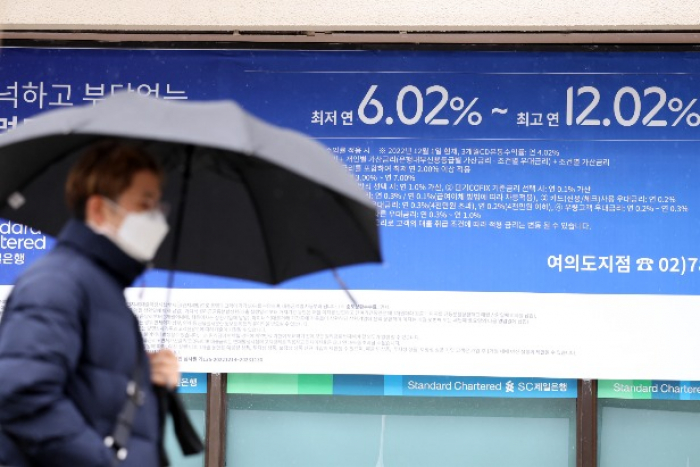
[0,0,697,32]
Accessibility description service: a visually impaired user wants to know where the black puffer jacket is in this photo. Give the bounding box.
[0,219,160,467]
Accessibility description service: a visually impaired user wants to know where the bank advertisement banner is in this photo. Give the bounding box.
[599,380,700,401]
[228,374,577,398]
[1,47,700,379]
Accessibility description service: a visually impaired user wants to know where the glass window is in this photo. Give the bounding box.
[599,399,700,467]
[164,393,207,467]
[227,394,576,467]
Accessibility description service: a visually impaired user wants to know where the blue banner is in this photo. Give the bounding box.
[599,379,700,400]
[388,375,577,398]
[225,373,577,398]
[1,47,699,296]
[177,372,207,394]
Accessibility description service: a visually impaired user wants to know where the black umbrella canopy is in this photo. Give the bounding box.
[0,93,381,284]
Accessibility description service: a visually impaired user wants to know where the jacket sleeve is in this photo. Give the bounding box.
[0,270,113,467]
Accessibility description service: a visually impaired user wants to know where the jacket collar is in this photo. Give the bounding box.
[58,219,146,288]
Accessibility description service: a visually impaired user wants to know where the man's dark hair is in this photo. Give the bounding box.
[65,140,163,220]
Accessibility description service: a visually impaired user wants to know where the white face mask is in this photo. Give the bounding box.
[95,198,170,262]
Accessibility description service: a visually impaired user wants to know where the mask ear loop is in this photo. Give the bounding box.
[92,196,125,237]
[101,196,125,215]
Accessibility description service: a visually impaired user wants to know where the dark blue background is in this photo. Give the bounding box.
[1,48,700,294]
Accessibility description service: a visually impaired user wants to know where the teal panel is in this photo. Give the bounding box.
[163,393,206,467]
[226,395,576,467]
[599,400,700,467]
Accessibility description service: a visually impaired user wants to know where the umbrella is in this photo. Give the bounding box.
[0,92,382,461]
[0,92,381,284]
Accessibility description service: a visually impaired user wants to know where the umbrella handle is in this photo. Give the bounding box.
[308,247,359,307]
[331,268,359,307]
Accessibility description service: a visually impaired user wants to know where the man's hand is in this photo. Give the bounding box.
[149,349,180,389]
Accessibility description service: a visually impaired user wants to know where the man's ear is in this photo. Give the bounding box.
[85,195,106,226]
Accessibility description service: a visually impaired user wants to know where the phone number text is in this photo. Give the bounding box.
[548,255,700,275]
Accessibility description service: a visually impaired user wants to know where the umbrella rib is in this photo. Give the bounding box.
[233,160,278,284]
[331,192,382,261]
[167,148,194,276]
[160,146,194,348]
